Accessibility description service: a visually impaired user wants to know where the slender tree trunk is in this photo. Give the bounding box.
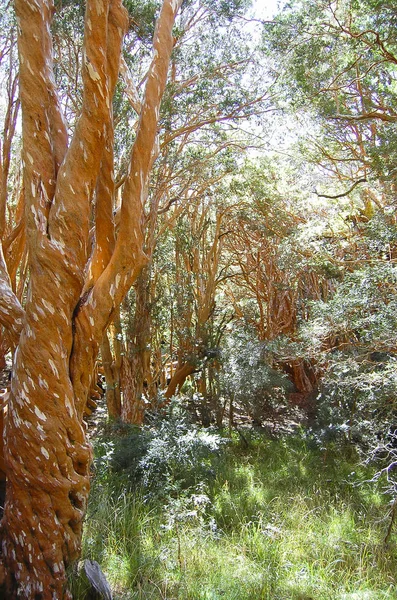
[290,360,314,394]
[101,329,122,419]
[121,268,152,423]
[165,362,196,399]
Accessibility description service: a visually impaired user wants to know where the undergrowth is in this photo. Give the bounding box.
[78,416,397,600]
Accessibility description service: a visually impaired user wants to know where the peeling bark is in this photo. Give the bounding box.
[0,0,183,596]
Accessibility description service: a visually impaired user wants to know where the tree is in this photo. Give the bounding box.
[109,0,272,424]
[0,0,182,596]
[222,159,332,396]
[263,0,397,202]
[164,197,228,400]
[0,6,23,372]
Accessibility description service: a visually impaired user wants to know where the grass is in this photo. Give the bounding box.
[78,430,397,599]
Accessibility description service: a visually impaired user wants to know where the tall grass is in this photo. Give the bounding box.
[79,430,397,600]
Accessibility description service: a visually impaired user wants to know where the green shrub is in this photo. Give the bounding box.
[101,401,227,500]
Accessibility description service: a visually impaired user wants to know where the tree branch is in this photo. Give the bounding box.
[332,111,397,123]
[315,178,367,199]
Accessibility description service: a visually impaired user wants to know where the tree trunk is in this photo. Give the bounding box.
[121,268,152,424]
[0,0,183,595]
[2,343,91,599]
[290,360,315,394]
[165,362,196,399]
[101,323,122,420]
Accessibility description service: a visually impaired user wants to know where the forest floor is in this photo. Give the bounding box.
[1,368,394,599]
[75,404,397,600]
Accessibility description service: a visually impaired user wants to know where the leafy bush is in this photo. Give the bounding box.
[220,326,292,423]
[99,401,227,500]
[275,262,397,458]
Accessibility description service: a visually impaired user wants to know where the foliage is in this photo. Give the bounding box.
[220,326,292,422]
[271,251,397,456]
[97,401,226,500]
[263,0,397,200]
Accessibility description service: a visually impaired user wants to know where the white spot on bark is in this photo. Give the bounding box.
[49,359,59,378]
[42,299,55,314]
[26,152,34,164]
[26,60,34,75]
[38,376,49,390]
[41,447,49,460]
[34,407,47,421]
[50,239,66,256]
[19,388,29,403]
[35,305,45,318]
[87,62,101,81]
[65,397,74,417]
[50,342,60,354]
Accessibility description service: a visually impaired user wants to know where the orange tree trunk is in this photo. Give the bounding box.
[165,363,197,400]
[0,0,182,597]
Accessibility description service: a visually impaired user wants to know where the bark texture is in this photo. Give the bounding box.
[121,268,153,423]
[0,0,182,597]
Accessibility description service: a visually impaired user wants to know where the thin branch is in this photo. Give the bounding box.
[315,178,367,199]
